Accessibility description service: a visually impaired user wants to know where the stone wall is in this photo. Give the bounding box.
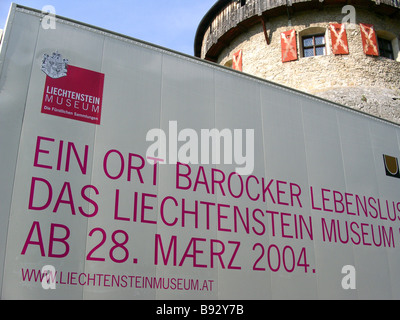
[215,7,400,123]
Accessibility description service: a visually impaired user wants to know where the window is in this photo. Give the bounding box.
[302,34,326,57]
[378,37,394,60]
[224,59,233,68]
[376,30,399,61]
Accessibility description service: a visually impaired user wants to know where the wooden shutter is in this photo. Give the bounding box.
[232,49,243,71]
[330,23,349,55]
[281,30,297,62]
[359,23,378,56]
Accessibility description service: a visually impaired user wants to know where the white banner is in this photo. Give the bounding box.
[0,5,399,300]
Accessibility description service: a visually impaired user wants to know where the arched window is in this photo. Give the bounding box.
[299,27,328,58]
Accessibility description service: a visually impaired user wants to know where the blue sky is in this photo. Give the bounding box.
[0,0,216,55]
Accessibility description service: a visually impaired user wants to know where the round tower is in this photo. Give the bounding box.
[194,0,400,123]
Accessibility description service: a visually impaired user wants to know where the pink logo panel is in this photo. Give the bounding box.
[42,65,105,125]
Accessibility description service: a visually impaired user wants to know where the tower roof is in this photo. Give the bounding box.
[194,0,231,57]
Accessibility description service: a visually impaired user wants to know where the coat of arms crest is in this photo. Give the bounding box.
[41,51,69,79]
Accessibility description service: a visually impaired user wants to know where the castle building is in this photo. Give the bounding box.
[194,0,400,123]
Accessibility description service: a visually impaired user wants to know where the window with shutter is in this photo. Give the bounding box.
[281,29,298,62]
[232,49,243,71]
[329,23,349,55]
[360,23,379,56]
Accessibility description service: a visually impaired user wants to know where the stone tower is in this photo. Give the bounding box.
[194,0,400,123]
